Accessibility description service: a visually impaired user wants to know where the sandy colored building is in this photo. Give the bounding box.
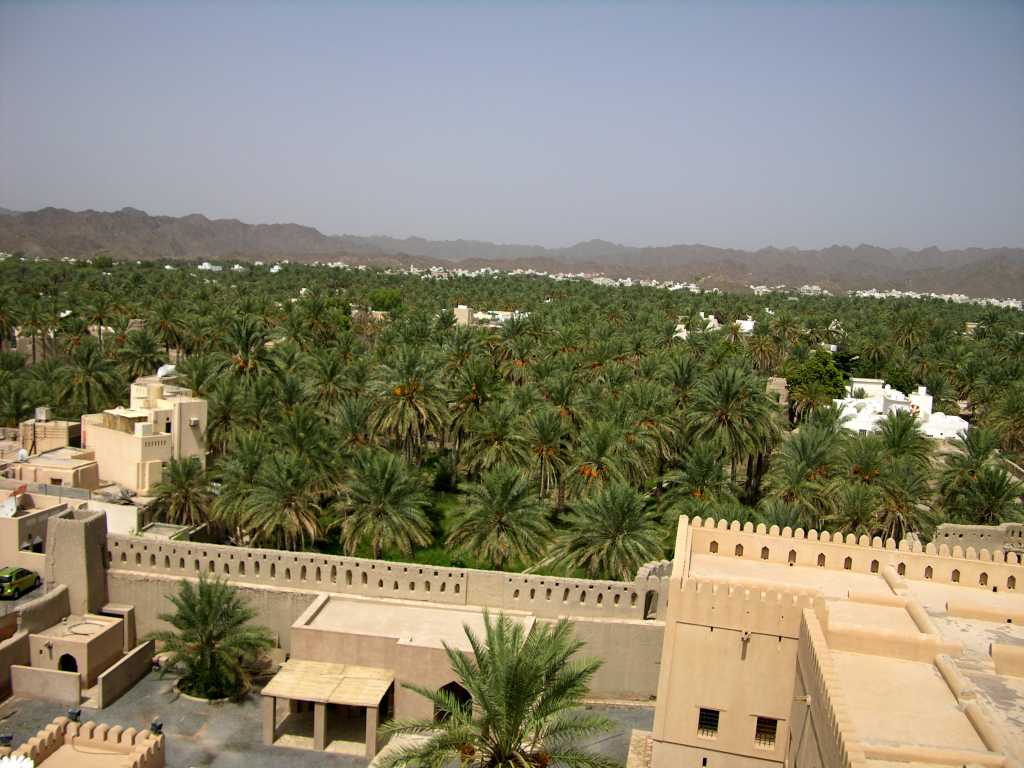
[19,409,80,454]
[639,516,1024,768]
[80,374,207,495]
[4,447,100,490]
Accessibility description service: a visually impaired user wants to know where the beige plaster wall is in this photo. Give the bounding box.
[28,618,124,687]
[11,665,81,705]
[0,631,30,699]
[18,585,71,634]
[291,625,459,720]
[96,640,155,708]
[7,461,99,490]
[81,419,170,493]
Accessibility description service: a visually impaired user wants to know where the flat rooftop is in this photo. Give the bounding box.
[298,595,534,652]
[34,614,121,642]
[262,659,393,707]
[832,650,990,756]
[26,447,95,467]
[687,553,893,600]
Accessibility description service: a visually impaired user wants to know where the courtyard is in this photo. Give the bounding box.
[0,669,653,767]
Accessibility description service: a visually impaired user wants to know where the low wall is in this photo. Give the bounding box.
[96,641,155,708]
[17,584,70,634]
[11,665,80,705]
[0,631,30,699]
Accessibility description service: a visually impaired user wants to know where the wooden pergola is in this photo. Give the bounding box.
[261,659,394,758]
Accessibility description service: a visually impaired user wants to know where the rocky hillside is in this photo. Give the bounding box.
[1,206,1021,298]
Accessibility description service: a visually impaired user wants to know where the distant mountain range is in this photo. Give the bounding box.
[1,206,1022,299]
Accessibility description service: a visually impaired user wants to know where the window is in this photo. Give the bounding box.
[697,708,719,738]
[165,421,172,433]
[755,717,778,749]
[734,544,744,557]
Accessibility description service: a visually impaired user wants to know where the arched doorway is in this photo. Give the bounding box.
[435,682,471,721]
[58,654,78,674]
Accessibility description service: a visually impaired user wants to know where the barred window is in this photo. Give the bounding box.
[697,708,719,738]
[754,717,777,749]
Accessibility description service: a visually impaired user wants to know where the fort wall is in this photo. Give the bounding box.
[104,534,669,622]
[685,516,1023,593]
[105,535,670,700]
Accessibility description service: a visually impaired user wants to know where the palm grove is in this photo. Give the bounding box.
[0,256,1022,581]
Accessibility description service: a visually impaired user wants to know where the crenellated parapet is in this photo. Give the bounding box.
[104,535,670,623]
[13,716,165,768]
[683,516,1022,593]
[675,575,820,638]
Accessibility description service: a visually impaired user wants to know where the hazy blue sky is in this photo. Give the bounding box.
[1,1,1022,249]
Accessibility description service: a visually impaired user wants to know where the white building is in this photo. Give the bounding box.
[834,379,968,439]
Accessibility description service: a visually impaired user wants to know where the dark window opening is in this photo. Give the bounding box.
[755,717,778,749]
[697,708,719,738]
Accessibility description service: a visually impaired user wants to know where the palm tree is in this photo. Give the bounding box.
[789,379,835,422]
[874,459,936,541]
[148,576,273,700]
[547,483,663,580]
[242,451,323,550]
[462,400,530,477]
[120,328,165,380]
[661,440,733,510]
[565,420,632,498]
[948,465,1023,526]
[522,408,568,499]
[828,481,880,535]
[211,431,264,541]
[764,426,839,531]
[337,448,432,559]
[380,612,616,768]
[223,314,275,379]
[837,433,886,485]
[149,457,211,528]
[938,427,999,509]
[373,345,445,462]
[175,352,225,397]
[877,409,932,469]
[58,339,121,414]
[990,383,1024,453]
[0,293,17,352]
[447,464,552,570]
[689,365,774,485]
[206,377,244,456]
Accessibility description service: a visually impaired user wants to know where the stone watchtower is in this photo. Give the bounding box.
[44,509,109,615]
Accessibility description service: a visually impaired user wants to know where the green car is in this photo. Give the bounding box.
[0,566,41,600]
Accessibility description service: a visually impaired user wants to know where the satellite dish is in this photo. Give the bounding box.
[156,364,176,378]
[16,448,28,462]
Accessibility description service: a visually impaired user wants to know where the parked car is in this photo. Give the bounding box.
[0,566,42,600]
